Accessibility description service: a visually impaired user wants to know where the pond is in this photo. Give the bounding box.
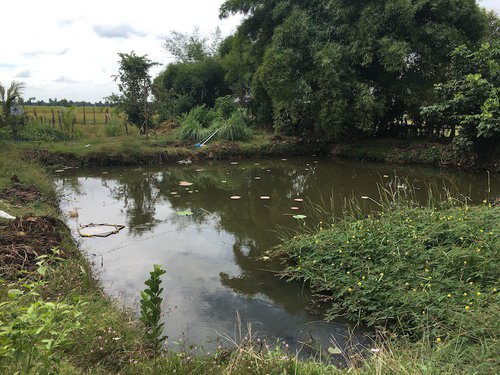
[56,157,498,354]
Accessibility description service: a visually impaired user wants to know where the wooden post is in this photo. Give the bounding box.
[93,107,96,125]
[83,105,86,125]
[51,109,55,128]
[105,107,109,125]
[33,107,37,118]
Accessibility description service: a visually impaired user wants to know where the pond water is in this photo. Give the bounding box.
[56,157,498,354]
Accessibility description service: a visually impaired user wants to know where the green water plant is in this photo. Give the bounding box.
[140,264,167,356]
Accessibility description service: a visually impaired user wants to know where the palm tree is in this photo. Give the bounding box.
[0,81,25,118]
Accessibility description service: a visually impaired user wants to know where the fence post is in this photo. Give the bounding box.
[105,107,109,125]
[93,107,96,125]
[83,105,86,125]
[51,109,55,128]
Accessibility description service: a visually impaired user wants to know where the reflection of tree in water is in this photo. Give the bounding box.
[104,173,166,235]
[219,239,310,314]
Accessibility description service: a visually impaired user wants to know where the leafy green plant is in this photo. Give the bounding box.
[0,281,84,374]
[140,264,167,356]
[178,115,211,142]
[215,110,253,141]
[18,120,65,142]
[59,107,76,140]
[105,120,124,137]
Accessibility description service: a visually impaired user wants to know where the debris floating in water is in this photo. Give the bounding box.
[55,169,64,173]
[170,191,178,195]
[290,207,300,210]
[196,169,204,172]
[294,198,304,202]
[260,196,271,200]
[361,196,369,200]
[254,177,261,180]
[179,181,193,187]
[230,162,238,165]
[78,223,125,238]
[293,214,307,219]
[281,158,287,161]
[176,210,193,216]
[230,196,242,200]
[383,175,389,178]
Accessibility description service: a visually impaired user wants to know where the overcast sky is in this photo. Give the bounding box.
[1,0,498,102]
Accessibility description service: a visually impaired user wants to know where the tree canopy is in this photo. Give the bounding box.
[218,0,489,138]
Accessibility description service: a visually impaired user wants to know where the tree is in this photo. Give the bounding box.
[220,0,489,139]
[163,28,222,63]
[111,52,158,134]
[421,41,500,152]
[0,81,25,119]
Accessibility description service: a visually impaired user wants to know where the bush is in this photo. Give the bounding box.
[18,120,65,141]
[105,120,124,137]
[178,102,253,142]
[215,111,253,141]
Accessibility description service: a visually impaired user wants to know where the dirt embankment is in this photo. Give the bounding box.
[0,176,70,280]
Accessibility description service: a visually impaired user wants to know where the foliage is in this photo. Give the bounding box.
[0,279,84,374]
[153,57,230,116]
[178,103,253,142]
[18,119,65,142]
[163,28,222,64]
[59,107,76,140]
[274,188,499,342]
[140,264,167,356]
[111,52,158,129]
[0,81,25,118]
[105,120,124,137]
[216,0,489,138]
[421,41,500,152]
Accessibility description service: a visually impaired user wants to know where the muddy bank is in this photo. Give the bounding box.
[0,215,71,280]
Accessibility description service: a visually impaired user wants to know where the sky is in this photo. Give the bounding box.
[1,0,498,102]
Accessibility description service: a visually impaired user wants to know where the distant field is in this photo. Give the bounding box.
[22,105,123,126]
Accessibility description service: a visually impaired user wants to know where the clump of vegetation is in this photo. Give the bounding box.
[18,119,65,141]
[178,97,253,142]
[105,120,124,137]
[421,41,500,152]
[272,185,499,372]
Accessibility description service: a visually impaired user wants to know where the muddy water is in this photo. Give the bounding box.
[56,157,498,352]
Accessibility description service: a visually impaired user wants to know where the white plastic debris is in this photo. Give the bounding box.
[0,210,16,220]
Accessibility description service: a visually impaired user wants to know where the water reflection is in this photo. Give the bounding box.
[56,157,497,351]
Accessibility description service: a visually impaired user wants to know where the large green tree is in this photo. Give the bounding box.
[153,30,230,119]
[421,41,500,152]
[111,52,158,131]
[220,0,489,139]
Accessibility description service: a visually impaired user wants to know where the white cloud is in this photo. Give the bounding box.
[93,23,147,39]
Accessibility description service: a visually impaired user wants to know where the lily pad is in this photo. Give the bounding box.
[293,214,307,219]
[176,210,193,216]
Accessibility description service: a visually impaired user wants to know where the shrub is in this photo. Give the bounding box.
[216,111,253,141]
[105,120,124,137]
[18,120,65,141]
[178,116,211,142]
[214,95,238,120]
